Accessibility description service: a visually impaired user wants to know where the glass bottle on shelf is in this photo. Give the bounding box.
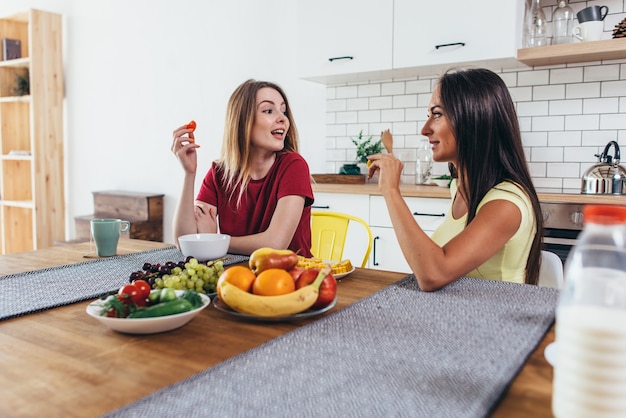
[552,205,626,417]
[415,139,433,184]
[553,0,574,45]
[523,0,548,47]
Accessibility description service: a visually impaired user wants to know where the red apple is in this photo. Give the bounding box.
[295,268,337,309]
[287,266,306,282]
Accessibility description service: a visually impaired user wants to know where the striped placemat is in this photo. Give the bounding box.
[104,276,559,418]
[0,247,249,321]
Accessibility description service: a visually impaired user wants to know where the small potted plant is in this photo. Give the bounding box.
[350,130,383,174]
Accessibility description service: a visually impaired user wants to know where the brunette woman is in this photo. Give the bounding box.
[368,68,543,291]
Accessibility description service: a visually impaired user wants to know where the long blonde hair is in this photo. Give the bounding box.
[217,79,300,207]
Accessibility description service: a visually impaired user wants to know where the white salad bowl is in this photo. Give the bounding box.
[86,291,211,334]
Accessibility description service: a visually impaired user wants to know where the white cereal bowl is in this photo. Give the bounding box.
[86,291,211,334]
[178,233,230,261]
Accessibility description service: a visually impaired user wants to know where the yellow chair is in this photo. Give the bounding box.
[310,211,373,268]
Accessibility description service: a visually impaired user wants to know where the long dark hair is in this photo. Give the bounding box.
[439,68,543,285]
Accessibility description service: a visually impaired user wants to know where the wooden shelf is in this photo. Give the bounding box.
[0,57,29,69]
[0,199,34,208]
[517,38,626,67]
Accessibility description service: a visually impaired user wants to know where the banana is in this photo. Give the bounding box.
[219,266,330,317]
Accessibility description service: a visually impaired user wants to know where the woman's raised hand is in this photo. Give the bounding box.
[171,122,200,174]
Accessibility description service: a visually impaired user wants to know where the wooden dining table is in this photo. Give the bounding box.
[0,239,555,417]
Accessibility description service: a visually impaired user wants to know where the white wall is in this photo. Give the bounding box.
[0,0,327,245]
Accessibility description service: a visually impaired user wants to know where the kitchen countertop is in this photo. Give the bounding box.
[312,182,626,205]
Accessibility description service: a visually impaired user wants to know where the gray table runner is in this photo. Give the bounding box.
[0,247,249,321]
[104,276,558,418]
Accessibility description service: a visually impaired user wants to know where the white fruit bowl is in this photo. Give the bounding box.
[86,291,211,334]
[178,233,230,261]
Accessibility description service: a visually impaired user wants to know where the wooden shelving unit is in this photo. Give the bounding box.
[0,9,64,254]
[517,38,626,67]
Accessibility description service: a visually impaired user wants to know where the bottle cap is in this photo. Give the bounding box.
[583,204,626,224]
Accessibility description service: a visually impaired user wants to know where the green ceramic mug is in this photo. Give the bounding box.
[91,218,131,257]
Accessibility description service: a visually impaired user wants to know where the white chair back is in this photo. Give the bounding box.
[538,250,564,289]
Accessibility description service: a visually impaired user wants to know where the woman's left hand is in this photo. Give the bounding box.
[367,153,404,192]
[194,201,217,233]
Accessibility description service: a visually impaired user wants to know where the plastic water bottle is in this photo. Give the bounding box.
[552,205,626,417]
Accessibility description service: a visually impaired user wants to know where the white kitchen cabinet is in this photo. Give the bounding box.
[369,196,451,273]
[393,0,524,73]
[296,0,393,83]
[312,192,371,266]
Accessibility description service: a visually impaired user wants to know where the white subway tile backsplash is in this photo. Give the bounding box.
[585,64,620,82]
[358,83,381,97]
[581,131,619,146]
[405,79,433,94]
[381,108,405,122]
[565,146,596,163]
[381,81,405,96]
[519,70,550,86]
[550,67,583,84]
[346,97,369,111]
[326,99,346,112]
[392,94,418,109]
[370,96,393,110]
[565,114,600,130]
[517,101,549,117]
[335,85,358,99]
[336,111,358,124]
[601,80,626,96]
[358,110,381,123]
[550,131,581,147]
[584,97,619,114]
[523,131,549,146]
[324,61,626,191]
[566,82,601,99]
[533,115,565,131]
[549,99,583,115]
[509,86,533,102]
[547,163,581,178]
[533,84,566,100]
[600,113,626,129]
[532,147,564,162]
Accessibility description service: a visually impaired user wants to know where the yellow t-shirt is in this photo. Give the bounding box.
[430,180,535,284]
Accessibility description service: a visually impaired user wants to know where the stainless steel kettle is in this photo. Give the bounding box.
[581,140,626,195]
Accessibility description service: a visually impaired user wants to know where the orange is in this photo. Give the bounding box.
[217,265,257,299]
[252,268,295,296]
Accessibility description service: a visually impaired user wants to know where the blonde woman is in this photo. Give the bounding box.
[171,80,313,256]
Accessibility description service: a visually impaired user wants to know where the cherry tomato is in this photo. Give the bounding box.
[132,279,151,299]
[187,120,197,131]
[117,284,145,306]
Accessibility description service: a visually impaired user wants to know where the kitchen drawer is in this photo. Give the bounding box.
[369,196,450,231]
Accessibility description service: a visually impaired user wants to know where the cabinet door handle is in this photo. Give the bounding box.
[412,212,445,217]
[328,56,354,62]
[311,205,330,209]
[435,42,465,50]
[373,236,380,266]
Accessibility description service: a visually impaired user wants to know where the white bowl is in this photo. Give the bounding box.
[432,179,450,187]
[86,291,211,334]
[178,233,230,261]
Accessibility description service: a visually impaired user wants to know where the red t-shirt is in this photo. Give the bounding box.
[196,152,314,257]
